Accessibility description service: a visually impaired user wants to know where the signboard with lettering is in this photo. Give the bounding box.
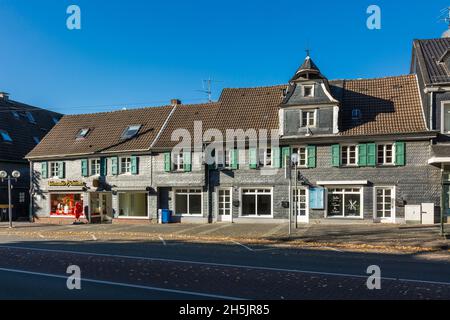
[309,187,325,209]
[48,180,85,188]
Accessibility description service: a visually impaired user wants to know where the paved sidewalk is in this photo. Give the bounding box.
[0,221,449,253]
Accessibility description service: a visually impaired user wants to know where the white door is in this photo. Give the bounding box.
[217,188,232,222]
[374,187,395,222]
[293,188,309,223]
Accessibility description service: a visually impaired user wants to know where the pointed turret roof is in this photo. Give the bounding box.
[290,55,326,82]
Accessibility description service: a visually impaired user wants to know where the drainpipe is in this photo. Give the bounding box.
[29,160,33,222]
[430,91,434,130]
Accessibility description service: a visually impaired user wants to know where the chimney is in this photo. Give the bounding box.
[171,99,182,106]
[0,92,10,100]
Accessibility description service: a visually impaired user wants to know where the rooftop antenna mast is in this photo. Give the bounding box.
[197,77,222,102]
[438,7,450,37]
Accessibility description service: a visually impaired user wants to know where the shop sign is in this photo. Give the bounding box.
[48,180,85,188]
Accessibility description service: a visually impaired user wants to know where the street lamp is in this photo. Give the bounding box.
[0,170,20,228]
[291,153,299,230]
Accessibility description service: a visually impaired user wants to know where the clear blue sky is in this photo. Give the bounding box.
[0,0,449,114]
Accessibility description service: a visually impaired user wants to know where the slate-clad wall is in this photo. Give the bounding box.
[434,91,450,133]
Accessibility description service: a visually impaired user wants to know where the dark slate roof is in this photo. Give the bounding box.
[0,98,62,162]
[290,56,326,81]
[26,105,173,159]
[413,38,450,84]
[336,75,427,136]
[152,102,221,149]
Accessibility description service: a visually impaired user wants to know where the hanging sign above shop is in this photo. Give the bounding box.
[48,180,85,188]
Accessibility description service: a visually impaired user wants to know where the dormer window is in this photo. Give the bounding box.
[33,136,40,144]
[0,130,12,142]
[76,128,90,139]
[122,124,142,139]
[25,112,36,124]
[52,117,59,125]
[11,111,20,119]
[352,108,362,120]
[303,85,314,97]
[301,110,316,127]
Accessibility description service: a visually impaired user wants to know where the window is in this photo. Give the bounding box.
[76,128,90,139]
[352,109,362,120]
[90,159,101,176]
[376,187,394,219]
[11,111,20,119]
[293,188,307,217]
[52,117,59,125]
[444,104,450,134]
[50,162,60,178]
[218,189,232,217]
[292,147,307,167]
[175,189,202,215]
[33,136,40,144]
[216,149,231,169]
[122,125,142,139]
[19,192,25,203]
[120,157,131,174]
[341,145,357,166]
[25,112,36,124]
[327,188,362,217]
[50,193,83,216]
[241,188,272,216]
[303,85,313,97]
[173,152,184,171]
[377,144,394,165]
[0,130,13,142]
[301,110,316,127]
[258,148,272,167]
[119,192,148,217]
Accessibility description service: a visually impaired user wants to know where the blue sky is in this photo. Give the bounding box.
[0,0,449,114]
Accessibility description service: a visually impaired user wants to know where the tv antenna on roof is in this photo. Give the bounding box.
[197,77,223,103]
[438,7,450,38]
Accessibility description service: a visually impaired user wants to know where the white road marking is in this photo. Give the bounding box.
[38,234,45,239]
[0,267,244,300]
[158,236,166,246]
[231,240,254,252]
[91,235,97,241]
[0,244,448,286]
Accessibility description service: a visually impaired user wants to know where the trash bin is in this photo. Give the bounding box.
[161,209,172,224]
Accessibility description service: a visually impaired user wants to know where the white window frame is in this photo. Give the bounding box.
[300,109,317,128]
[377,143,395,166]
[216,149,231,169]
[174,188,203,216]
[373,186,396,222]
[292,146,308,168]
[49,162,60,178]
[341,144,358,166]
[216,187,233,221]
[120,157,132,174]
[173,152,184,171]
[441,102,450,134]
[239,187,273,218]
[258,148,272,168]
[325,187,363,219]
[90,158,101,176]
[302,85,314,97]
[293,187,309,223]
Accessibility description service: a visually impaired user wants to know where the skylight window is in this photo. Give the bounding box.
[11,111,20,119]
[33,136,40,144]
[26,112,36,124]
[76,128,90,139]
[52,117,59,124]
[352,109,362,120]
[0,130,13,142]
[122,125,142,139]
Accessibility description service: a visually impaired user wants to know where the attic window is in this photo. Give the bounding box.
[11,111,20,119]
[122,124,142,139]
[52,117,59,124]
[0,130,13,142]
[303,85,314,97]
[33,136,40,144]
[25,112,36,124]
[352,109,362,120]
[76,128,90,139]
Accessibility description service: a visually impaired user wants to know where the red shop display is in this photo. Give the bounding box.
[50,193,83,216]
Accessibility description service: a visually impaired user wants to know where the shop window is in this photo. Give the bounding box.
[119,193,147,217]
[120,157,131,174]
[175,189,202,215]
[327,188,362,217]
[241,188,272,216]
[50,193,83,216]
[90,159,101,175]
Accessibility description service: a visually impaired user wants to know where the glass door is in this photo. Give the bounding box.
[375,187,395,222]
[217,188,232,222]
[293,188,309,223]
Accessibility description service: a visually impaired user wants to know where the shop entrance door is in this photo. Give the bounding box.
[90,193,113,223]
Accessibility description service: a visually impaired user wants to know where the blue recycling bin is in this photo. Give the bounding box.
[161,209,172,224]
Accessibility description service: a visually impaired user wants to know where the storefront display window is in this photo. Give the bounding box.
[327,188,362,217]
[50,193,83,216]
[119,192,148,217]
[175,189,202,215]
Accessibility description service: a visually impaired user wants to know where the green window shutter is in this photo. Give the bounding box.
[272,147,281,168]
[183,152,192,172]
[130,156,139,175]
[367,143,376,166]
[358,144,367,167]
[81,159,88,177]
[307,145,316,168]
[249,148,258,169]
[164,153,171,172]
[331,144,340,167]
[230,149,239,170]
[58,162,65,179]
[395,141,405,166]
[41,162,48,179]
[281,147,291,168]
[111,157,119,175]
[100,157,107,176]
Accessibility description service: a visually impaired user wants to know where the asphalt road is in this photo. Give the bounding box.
[0,235,449,299]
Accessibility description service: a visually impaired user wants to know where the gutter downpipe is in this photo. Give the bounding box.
[29,160,34,222]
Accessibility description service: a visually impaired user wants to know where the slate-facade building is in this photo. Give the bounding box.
[26,37,450,225]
